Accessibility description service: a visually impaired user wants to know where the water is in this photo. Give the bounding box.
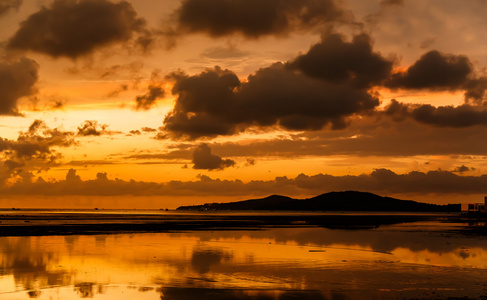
[0,211,486,299]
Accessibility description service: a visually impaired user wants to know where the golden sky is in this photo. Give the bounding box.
[1,0,487,207]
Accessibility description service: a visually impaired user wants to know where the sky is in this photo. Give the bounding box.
[1,0,487,208]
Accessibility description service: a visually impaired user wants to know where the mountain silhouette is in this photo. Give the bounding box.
[177,191,460,212]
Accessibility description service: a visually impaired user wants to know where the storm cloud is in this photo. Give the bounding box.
[192,144,235,170]
[172,0,342,38]
[7,0,147,58]
[0,57,39,116]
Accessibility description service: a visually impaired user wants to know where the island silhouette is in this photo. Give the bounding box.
[177,191,460,212]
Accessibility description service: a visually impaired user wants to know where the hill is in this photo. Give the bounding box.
[176,191,460,212]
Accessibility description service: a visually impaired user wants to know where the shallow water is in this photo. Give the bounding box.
[0,213,487,299]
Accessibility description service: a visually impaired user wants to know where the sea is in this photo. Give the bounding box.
[0,209,486,299]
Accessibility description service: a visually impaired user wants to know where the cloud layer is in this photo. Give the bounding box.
[7,0,147,58]
[172,0,342,38]
[0,120,75,184]
[4,168,487,197]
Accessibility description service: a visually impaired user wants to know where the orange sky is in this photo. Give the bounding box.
[1,0,487,207]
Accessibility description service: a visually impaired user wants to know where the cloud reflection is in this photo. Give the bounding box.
[1,224,487,299]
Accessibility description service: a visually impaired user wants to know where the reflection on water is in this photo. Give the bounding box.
[1,222,487,299]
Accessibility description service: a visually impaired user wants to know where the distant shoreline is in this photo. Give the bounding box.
[0,211,476,237]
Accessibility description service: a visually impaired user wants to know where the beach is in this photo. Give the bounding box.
[1,210,487,299]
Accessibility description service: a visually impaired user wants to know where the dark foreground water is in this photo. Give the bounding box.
[1,210,487,299]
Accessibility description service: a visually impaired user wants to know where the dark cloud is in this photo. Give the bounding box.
[386,50,473,90]
[0,120,75,184]
[163,62,379,139]
[176,114,487,158]
[463,77,487,104]
[385,100,487,128]
[4,167,487,197]
[161,33,391,139]
[172,0,342,39]
[0,57,39,115]
[411,104,487,127]
[9,120,75,159]
[192,144,235,170]
[288,33,393,88]
[162,67,240,138]
[77,120,109,136]
[452,165,475,173]
[134,71,165,110]
[7,0,147,59]
[0,0,21,16]
[134,84,164,110]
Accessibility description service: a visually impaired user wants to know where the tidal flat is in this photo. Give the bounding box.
[1,210,487,299]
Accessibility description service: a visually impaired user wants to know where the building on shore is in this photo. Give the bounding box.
[461,197,487,214]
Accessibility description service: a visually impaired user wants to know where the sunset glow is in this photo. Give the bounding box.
[1,0,487,207]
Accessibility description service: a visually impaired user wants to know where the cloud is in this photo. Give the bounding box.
[163,61,379,139]
[4,168,487,197]
[134,71,165,110]
[192,144,235,170]
[134,84,164,110]
[386,50,473,90]
[128,130,141,135]
[176,112,487,158]
[288,33,393,88]
[67,160,115,166]
[0,57,39,115]
[76,120,109,136]
[141,127,157,132]
[451,165,475,173]
[385,100,487,128]
[171,0,342,39]
[7,0,147,59]
[3,120,75,158]
[0,0,21,16]
[201,45,250,60]
[379,0,403,6]
[0,120,76,184]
